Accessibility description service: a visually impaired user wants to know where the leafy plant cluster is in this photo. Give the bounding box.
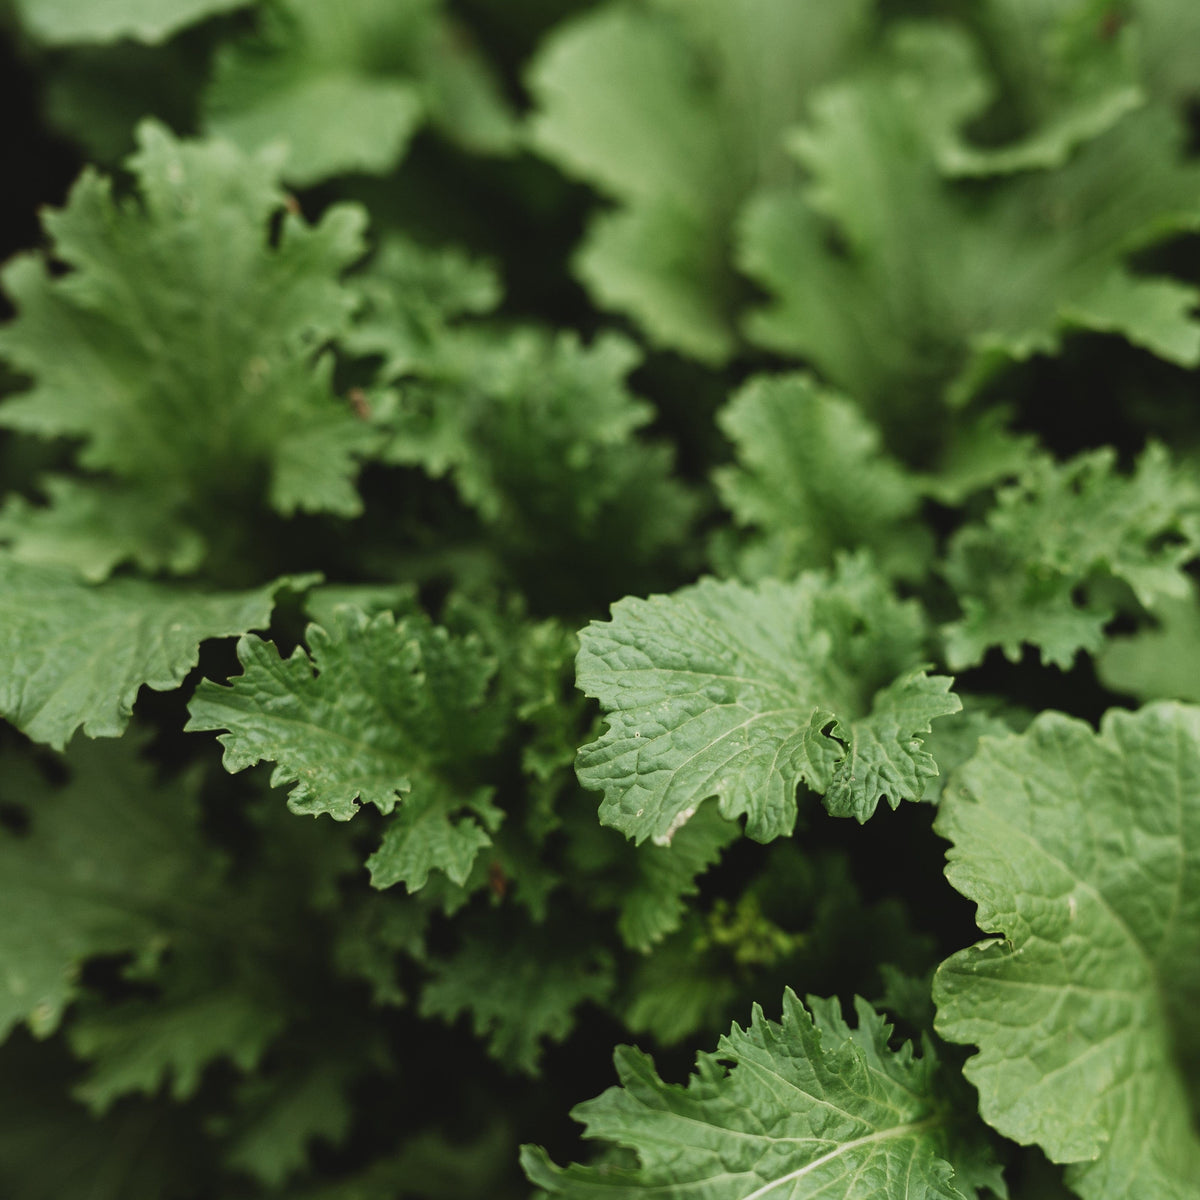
[1,1,1199,1197]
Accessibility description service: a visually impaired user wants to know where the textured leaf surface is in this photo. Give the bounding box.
[205,0,514,184]
[0,121,377,564]
[934,704,1200,1199]
[524,990,994,1198]
[714,372,928,581]
[527,0,870,362]
[0,557,297,748]
[740,26,1200,422]
[576,556,959,845]
[12,0,249,44]
[942,444,1200,669]
[188,605,505,891]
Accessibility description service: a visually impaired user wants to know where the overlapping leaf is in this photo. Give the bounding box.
[0,557,302,748]
[942,443,1200,669]
[941,0,1142,175]
[526,0,872,362]
[419,914,614,1074]
[523,990,1001,1198]
[11,0,249,44]
[741,25,1200,427]
[563,801,739,952]
[0,738,359,1116]
[1097,584,1200,703]
[934,703,1200,1199]
[0,122,378,580]
[576,554,960,845]
[188,604,506,891]
[713,373,929,581]
[371,327,696,600]
[204,0,515,185]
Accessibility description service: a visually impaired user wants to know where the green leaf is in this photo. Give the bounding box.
[564,801,739,952]
[713,373,929,581]
[0,556,302,748]
[0,740,218,1044]
[373,328,696,600]
[204,0,515,186]
[0,474,205,581]
[576,554,960,845]
[342,234,502,380]
[222,1050,366,1186]
[934,703,1200,1199]
[942,443,1200,670]
[69,988,285,1113]
[0,1035,207,1200]
[419,914,613,1074]
[917,696,1030,806]
[1135,0,1200,104]
[740,26,1200,425]
[0,121,378,559]
[1097,583,1200,703]
[12,0,250,44]
[938,0,1142,176]
[187,605,506,892]
[523,990,997,1198]
[526,0,871,362]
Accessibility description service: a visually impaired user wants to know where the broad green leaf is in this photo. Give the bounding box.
[187,605,506,892]
[523,990,999,1198]
[713,373,928,581]
[419,914,614,1074]
[740,26,1200,426]
[12,0,249,44]
[0,556,302,748]
[576,555,960,845]
[934,703,1200,1199]
[204,0,515,185]
[0,122,379,571]
[942,443,1200,670]
[527,0,872,362]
